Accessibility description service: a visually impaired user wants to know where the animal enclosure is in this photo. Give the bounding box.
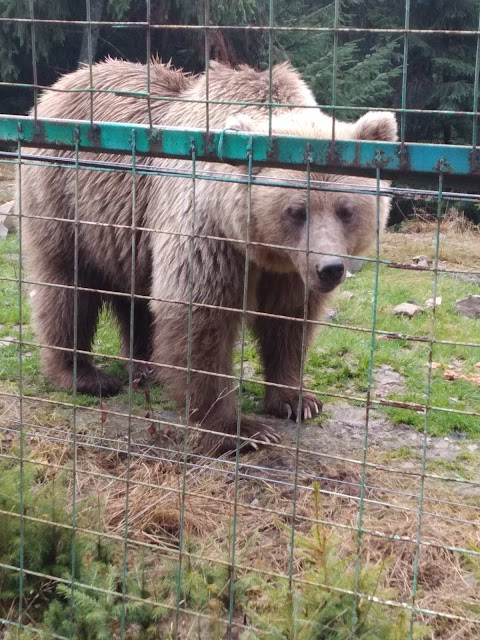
[0,1,479,639]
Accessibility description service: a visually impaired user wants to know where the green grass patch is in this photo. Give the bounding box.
[305,264,480,436]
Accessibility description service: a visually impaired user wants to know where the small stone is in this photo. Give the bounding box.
[0,223,7,239]
[415,259,430,269]
[250,498,260,507]
[372,364,405,398]
[0,201,16,233]
[0,200,13,216]
[348,258,364,273]
[455,295,480,318]
[412,255,430,264]
[345,271,354,279]
[325,309,337,320]
[393,302,424,317]
[0,336,15,347]
[425,296,442,308]
[340,291,354,300]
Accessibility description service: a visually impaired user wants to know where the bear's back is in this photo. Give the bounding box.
[34,58,194,125]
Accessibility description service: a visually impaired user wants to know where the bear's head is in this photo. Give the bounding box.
[225,110,397,294]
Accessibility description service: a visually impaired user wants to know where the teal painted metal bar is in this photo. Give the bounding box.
[2,115,480,181]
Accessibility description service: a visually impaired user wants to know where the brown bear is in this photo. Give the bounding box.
[21,59,397,454]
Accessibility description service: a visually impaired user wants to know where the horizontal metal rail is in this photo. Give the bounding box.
[1,115,480,185]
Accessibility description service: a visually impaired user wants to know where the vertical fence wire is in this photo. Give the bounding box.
[400,0,411,145]
[408,171,445,638]
[68,128,81,639]
[351,164,383,635]
[146,0,153,130]
[86,0,94,125]
[173,139,198,638]
[472,5,480,149]
[15,131,25,633]
[286,147,312,626]
[119,130,138,639]
[204,0,210,134]
[28,0,38,121]
[331,0,340,139]
[226,136,255,639]
[268,0,274,136]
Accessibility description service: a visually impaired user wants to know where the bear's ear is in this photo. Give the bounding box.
[354,111,398,142]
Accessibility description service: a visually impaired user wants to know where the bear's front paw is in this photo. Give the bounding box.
[200,416,280,456]
[265,388,322,421]
[126,361,155,387]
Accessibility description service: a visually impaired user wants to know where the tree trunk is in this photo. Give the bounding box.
[78,0,106,67]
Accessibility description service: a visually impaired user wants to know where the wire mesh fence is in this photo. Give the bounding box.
[0,1,479,639]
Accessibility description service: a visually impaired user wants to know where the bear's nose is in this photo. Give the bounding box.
[316,257,345,290]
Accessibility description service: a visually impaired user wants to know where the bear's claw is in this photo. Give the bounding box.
[201,417,279,456]
[268,390,322,422]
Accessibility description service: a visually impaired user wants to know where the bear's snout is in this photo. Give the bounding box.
[315,256,345,292]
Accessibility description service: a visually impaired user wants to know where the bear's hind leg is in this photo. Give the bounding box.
[110,297,153,384]
[33,273,122,396]
[253,272,322,421]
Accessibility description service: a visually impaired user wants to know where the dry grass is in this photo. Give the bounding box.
[4,398,477,639]
[382,208,480,271]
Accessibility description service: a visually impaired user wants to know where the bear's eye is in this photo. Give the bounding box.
[336,206,353,223]
[286,204,307,224]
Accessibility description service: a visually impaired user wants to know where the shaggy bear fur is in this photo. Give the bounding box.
[21,59,397,453]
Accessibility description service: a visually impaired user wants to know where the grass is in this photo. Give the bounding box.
[1,219,480,638]
[1,228,479,435]
[310,263,480,436]
[1,434,478,639]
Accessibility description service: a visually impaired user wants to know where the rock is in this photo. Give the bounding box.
[0,223,7,239]
[339,291,354,301]
[416,259,430,269]
[0,336,15,347]
[412,255,430,264]
[425,296,442,308]
[455,295,480,319]
[0,200,16,233]
[325,309,337,320]
[345,271,354,279]
[348,258,364,273]
[411,255,431,269]
[393,302,423,317]
[372,364,405,398]
[0,200,13,216]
